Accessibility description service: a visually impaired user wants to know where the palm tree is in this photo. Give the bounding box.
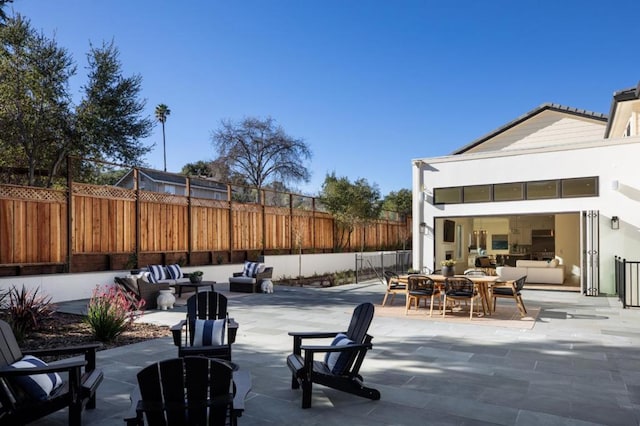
[155,104,171,171]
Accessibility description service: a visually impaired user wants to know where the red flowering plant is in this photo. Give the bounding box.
[84,285,145,342]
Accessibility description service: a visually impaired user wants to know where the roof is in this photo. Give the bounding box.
[452,103,608,154]
[117,168,227,191]
[604,82,640,138]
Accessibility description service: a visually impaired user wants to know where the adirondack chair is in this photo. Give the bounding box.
[286,302,380,408]
[0,320,104,426]
[170,291,239,360]
[126,356,251,426]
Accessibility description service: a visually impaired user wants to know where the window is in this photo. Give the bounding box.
[463,185,492,203]
[432,177,598,205]
[434,187,462,204]
[493,182,524,201]
[562,177,598,198]
[526,180,558,199]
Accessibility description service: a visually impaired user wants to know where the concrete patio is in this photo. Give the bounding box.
[35,281,640,425]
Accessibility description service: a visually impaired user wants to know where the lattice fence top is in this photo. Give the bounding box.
[139,190,188,205]
[73,183,136,200]
[264,206,290,216]
[191,197,229,209]
[232,203,262,213]
[0,184,66,202]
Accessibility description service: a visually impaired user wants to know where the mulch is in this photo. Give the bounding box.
[18,312,171,352]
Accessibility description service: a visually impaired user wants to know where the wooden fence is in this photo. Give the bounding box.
[0,181,411,275]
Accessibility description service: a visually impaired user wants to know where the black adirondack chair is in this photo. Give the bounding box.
[0,320,104,426]
[126,356,251,426]
[170,291,239,360]
[286,302,380,408]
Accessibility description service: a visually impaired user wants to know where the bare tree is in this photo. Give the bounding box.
[211,117,312,194]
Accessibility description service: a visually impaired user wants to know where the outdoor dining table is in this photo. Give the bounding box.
[398,274,500,315]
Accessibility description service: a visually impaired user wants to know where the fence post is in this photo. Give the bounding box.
[66,156,73,273]
[186,177,192,265]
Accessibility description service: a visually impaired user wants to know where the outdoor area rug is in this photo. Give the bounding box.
[375,302,540,329]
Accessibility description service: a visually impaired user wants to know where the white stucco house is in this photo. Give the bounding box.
[412,81,640,298]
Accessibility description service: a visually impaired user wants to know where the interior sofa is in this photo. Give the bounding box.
[229,261,274,293]
[496,259,564,284]
[114,264,194,309]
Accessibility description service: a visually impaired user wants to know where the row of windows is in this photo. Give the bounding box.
[433,177,598,204]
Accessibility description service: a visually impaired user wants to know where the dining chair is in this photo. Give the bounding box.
[492,275,528,316]
[381,270,407,306]
[405,274,441,316]
[443,276,482,319]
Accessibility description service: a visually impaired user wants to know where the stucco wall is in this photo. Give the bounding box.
[413,137,640,294]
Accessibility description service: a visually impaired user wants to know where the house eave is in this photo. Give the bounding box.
[452,103,608,154]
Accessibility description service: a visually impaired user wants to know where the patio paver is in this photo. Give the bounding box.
[34,282,640,425]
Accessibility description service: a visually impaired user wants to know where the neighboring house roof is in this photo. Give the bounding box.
[115,168,227,191]
[452,103,608,154]
[604,81,640,138]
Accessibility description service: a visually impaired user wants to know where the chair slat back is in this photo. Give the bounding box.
[186,291,228,345]
[407,274,436,292]
[345,302,374,345]
[444,276,475,295]
[137,357,233,426]
[0,320,23,368]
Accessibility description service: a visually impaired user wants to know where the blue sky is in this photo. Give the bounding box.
[11,1,640,196]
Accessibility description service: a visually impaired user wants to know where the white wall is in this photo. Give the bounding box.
[413,137,640,295]
[0,252,366,303]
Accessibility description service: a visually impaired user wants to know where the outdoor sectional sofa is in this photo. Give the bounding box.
[496,259,564,284]
[114,264,194,309]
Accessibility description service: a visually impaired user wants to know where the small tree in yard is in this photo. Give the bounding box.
[319,173,382,251]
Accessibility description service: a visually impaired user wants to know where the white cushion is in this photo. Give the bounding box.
[9,355,63,401]
[193,319,226,346]
[325,333,354,375]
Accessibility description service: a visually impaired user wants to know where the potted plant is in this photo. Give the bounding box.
[440,259,456,277]
[189,270,204,283]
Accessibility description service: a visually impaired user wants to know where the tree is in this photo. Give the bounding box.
[76,40,153,167]
[383,188,413,249]
[211,117,312,195]
[155,103,170,171]
[0,14,76,186]
[318,173,382,251]
[0,1,13,25]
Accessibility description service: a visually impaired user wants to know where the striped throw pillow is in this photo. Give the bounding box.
[148,265,167,283]
[325,333,354,375]
[166,264,183,280]
[193,319,226,346]
[9,355,63,401]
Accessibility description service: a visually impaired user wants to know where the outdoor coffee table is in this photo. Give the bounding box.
[171,281,216,297]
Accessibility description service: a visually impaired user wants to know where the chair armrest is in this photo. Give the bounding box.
[227,318,239,344]
[170,319,187,346]
[289,331,343,356]
[232,370,251,415]
[300,342,372,354]
[23,342,102,358]
[124,387,143,426]
[0,359,86,377]
[232,272,243,277]
[255,267,273,281]
[288,331,341,338]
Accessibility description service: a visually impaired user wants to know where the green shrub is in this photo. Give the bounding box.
[1,285,53,341]
[84,285,143,342]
